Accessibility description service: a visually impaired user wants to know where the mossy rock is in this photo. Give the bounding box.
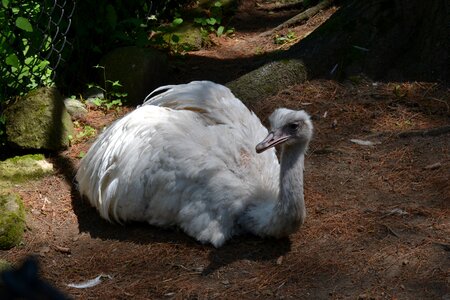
[0,193,25,250]
[0,154,53,183]
[226,59,307,104]
[4,87,75,150]
[164,24,204,51]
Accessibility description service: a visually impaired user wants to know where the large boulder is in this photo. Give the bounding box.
[4,87,74,150]
[0,193,25,250]
[100,46,169,105]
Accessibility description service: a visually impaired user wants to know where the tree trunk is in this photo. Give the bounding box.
[226,60,307,105]
[228,0,448,103]
[287,0,449,82]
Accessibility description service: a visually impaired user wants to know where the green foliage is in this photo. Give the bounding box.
[148,15,187,54]
[273,31,297,45]
[76,124,97,140]
[73,1,186,51]
[0,0,54,103]
[68,0,192,87]
[194,1,234,37]
[77,151,86,159]
[71,121,97,144]
[86,65,126,111]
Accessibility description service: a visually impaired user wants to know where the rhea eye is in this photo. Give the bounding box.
[288,123,299,130]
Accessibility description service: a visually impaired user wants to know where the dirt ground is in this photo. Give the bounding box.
[1,1,449,299]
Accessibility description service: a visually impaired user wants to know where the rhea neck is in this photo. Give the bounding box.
[275,142,307,233]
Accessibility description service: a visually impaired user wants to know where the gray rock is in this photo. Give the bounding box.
[64,97,88,119]
[4,87,75,150]
[100,46,169,105]
[82,86,105,104]
[0,192,25,250]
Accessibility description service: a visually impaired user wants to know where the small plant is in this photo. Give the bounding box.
[72,121,97,143]
[149,15,190,54]
[76,125,96,140]
[254,47,264,55]
[69,122,98,145]
[194,1,234,37]
[393,84,407,98]
[87,65,127,111]
[273,31,297,45]
[77,151,86,159]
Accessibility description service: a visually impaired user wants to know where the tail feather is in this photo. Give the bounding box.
[143,81,253,126]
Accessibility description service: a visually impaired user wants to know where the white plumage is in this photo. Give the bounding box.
[76,81,313,247]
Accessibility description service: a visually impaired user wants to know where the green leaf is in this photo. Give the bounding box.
[5,54,19,68]
[2,0,9,8]
[171,34,180,43]
[217,26,224,37]
[172,18,183,26]
[92,98,103,106]
[15,17,33,32]
[111,80,122,87]
[206,18,217,25]
[214,1,222,7]
[194,18,206,25]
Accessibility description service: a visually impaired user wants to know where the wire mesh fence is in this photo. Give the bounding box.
[0,0,75,101]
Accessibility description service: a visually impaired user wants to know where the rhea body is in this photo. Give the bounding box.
[76,81,313,247]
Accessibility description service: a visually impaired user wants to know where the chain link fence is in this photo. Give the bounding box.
[0,0,75,101]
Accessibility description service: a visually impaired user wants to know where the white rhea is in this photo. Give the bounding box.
[76,81,313,247]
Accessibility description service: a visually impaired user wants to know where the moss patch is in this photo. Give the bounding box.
[0,193,25,250]
[0,154,53,183]
[164,24,204,51]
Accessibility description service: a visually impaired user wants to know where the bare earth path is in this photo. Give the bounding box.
[1,1,449,299]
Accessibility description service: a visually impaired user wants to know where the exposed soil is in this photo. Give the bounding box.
[1,1,449,299]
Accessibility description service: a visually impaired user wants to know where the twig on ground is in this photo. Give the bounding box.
[366,125,450,140]
[382,224,400,238]
[397,125,450,138]
[433,242,450,251]
[423,162,442,170]
[429,97,449,112]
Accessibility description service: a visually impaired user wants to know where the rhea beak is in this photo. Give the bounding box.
[256,129,290,153]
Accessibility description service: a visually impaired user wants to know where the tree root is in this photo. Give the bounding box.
[257,0,305,12]
[397,125,450,138]
[368,125,450,139]
[259,0,334,37]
